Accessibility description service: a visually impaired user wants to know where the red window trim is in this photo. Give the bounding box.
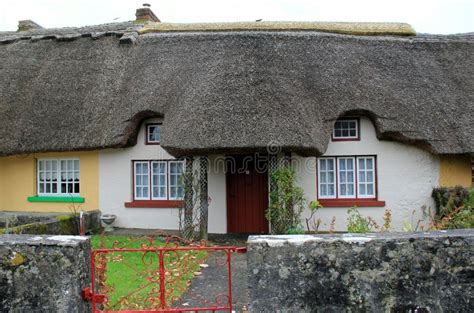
[318,199,386,207]
[124,200,183,208]
[145,123,162,145]
[316,155,384,206]
[331,117,361,142]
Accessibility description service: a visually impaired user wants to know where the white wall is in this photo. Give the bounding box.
[100,117,439,233]
[294,117,440,232]
[99,118,228,233]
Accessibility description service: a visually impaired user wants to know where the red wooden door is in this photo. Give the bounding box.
[227,155,269,234]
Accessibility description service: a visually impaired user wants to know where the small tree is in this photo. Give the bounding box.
[266,166,306,234]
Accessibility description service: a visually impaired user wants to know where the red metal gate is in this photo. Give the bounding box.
[83,233,246,312]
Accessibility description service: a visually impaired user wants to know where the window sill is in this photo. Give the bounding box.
[27,196,85,203]
[124,200,183,208]
[318,199,385,207]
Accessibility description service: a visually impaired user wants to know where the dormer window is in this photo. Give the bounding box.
[332,118,359,141]
[146,124,161,144]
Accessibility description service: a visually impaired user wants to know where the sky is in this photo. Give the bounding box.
[0,0,473,34]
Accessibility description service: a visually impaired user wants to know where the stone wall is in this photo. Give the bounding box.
[0,210,101,235]
[0,235,90,312]
[248,230,474,313]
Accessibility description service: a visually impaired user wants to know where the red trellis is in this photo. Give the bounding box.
[83,233,246,313]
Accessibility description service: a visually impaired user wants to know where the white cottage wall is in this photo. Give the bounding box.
[99,119,228,233]
[295,117,440,232]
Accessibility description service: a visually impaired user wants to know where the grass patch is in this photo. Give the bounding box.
[91,235,207,310]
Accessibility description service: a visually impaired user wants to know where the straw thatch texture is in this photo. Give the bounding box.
[0,25,473,157]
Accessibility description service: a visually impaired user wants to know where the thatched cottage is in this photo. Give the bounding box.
[0,7,473,233]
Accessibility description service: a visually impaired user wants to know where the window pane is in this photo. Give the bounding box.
[347,171,354,182]
[340,184,346,195]
[327,159,334,170]
[339,159,346,170]
[340,173,346,183]
[320,172,326,183]
[366,159,373,170]
[321,184,327,196]
[348,184,354,195]
[367,184,374,195]
[359,158,365,170]
[328,184,335,195]
[328,172,334,183]
[148,125,161,142]
[359,184,366,195]
[367,171,373,183]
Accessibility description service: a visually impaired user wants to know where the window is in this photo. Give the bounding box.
[37,159,80,196]
[332,118,359,140]
[357,157,375,198]
[133,160,184,201]
[318,156,376,200]
[146,124,161,144]
[338,157,355,198]
[317,158,336,199]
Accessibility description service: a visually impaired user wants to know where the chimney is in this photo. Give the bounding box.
[135,4,160,23]
[18,20,43,31]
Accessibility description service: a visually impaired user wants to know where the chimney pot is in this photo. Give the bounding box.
[18,20,43,31]
[135,6,160,23]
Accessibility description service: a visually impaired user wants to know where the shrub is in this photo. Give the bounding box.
[266,166,306,234]
[431,187,474,230]
[346,207,376,233]
[305,200,323,232]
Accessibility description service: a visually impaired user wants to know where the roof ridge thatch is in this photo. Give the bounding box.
[140,21,416,36]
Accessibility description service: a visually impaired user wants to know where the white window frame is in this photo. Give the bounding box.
[317,155,377,200]
[332,118,359,140]
[317,157,337,199]
[168,160,185,200]
[37,158,80,197]
[134,161,150,200]
[357,156,376,199]
[337,157,356,199]
[151,161,167,200]
[133,160,185,201]
[147,124,161,144]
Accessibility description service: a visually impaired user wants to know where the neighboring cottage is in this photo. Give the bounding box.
[0,7,472,233]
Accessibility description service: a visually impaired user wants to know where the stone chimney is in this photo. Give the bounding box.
[135,4,160,23]
[18,20,43,31]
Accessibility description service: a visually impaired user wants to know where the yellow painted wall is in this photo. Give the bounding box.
[0,151,99,213]
[439,155,472,187]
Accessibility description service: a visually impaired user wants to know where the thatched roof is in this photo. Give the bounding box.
[0,21,473,157]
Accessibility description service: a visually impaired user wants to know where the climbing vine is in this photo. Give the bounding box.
[266,166,306,234]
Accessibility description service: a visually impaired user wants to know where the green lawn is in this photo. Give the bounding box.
[91,235,207,310]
